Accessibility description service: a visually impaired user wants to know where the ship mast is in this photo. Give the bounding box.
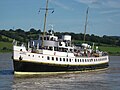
[83,7,89,42]
[38,0,54,48]
[42,0,49,48]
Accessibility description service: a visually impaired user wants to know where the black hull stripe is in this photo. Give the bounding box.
[13,60,109,72]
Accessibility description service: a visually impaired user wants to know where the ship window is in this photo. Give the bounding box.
[66,58,68,62]
[56,57,58,61]
[87,59,89,62]
[54,47,58,51]
[44,37,46,40]
[38,56,40,58]
[33,55,34,57]
[48,47,53,50]
[40,37,42,40]
[28,55,30,56]
[42,56,44,58]
[51,37,54,41]
[78,59,79,62]
[47,37,49,40]
[88,59,89,62]
[69,59,71,62]
[82,59,84,62]
[47,56,50,60]
[75,59,77,62]
[60,58,62,61]
[70,49,73,52]
[91,59,93,62]
[59,42,62,46]
[20,49,22,51]
[63,58,65,61]
[80,59,81,62]
[52,57,54,60]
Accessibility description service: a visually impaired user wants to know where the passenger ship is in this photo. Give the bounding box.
[12,0,109,74]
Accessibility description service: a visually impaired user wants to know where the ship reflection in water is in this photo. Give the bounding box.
[13,71,110,90]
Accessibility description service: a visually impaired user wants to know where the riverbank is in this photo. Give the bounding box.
[99,46,120,56]
[0,42,12,53]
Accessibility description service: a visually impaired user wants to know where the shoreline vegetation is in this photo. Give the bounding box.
[0,29,120,55]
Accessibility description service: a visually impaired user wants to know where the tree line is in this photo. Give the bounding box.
[0,28,120,46]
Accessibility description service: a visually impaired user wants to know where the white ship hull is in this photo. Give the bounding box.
[13,46,109,73]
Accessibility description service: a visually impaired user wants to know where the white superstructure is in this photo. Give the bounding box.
[13,32,109,67]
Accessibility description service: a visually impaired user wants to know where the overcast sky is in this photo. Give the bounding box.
[0,0,120,36]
